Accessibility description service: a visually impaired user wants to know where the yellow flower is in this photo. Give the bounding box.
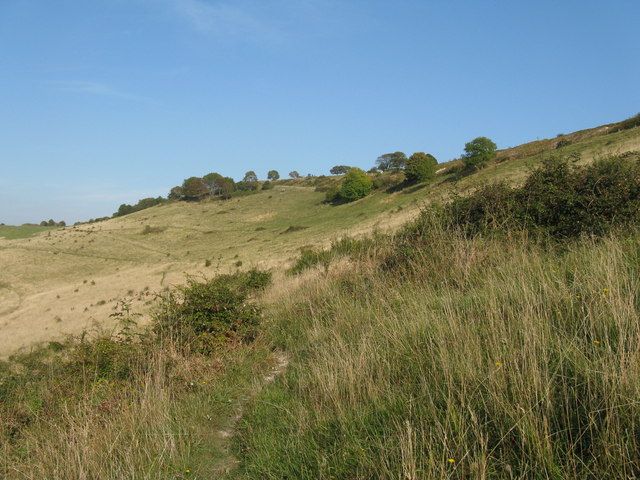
[593,340,600,345]
[448,458,455,464]
[603,288,609,295]
[495,361,503,367]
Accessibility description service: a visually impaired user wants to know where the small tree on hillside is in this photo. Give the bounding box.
[339,168,373,202]
[405,152,438,183]
[203,172,235,198]
[376,152,407,172]
[289,170,301,179]
[243,171,258,183]
[462,137,497,169]
[267,170,280,181]
[330,165,351,175]
[181,177,209,200]
[168,186,184,200]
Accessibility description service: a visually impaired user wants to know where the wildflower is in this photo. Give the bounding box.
[603,288,609,295]
[448,458,455,464]
[495,361,503,367]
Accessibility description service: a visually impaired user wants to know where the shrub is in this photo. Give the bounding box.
[445,154,640,238]
[153,269,271,354]
[261,180,274,190]
[404,152,438,183]
[609,113,640,133]
[338,168,373,202]
[330,165,351,175]
[462,136,497,170]
[556,138,572,149]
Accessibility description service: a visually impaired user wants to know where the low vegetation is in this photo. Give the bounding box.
[234,152,640,479]
[0,270,270,479]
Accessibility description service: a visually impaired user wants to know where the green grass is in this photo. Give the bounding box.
[0,224,56,239]
[235,223,640,479]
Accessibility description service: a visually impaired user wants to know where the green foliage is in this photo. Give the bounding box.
[267,170,280,180]
[114,197,165,217]
[235,181,259,192]
[261,180,274,190]
[203,172,236,198]
[168,185,183,199]
[330,165,351,175]
[153,269,271,353]
[447,154,640,238]
[404,152,437,183]
[181,177,209,200]
[288,236,374,274]
[462,136,497,169]
[338,168,373,202]
[289,171,301,179]
[375,151,407,171]
[243,171,258,183]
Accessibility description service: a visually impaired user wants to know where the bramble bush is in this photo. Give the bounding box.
[446,153,640,238]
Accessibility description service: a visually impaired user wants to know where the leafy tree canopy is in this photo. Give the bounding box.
[405,152,438,183]
[376,152,407,171]
[462,137,497,169]
[339,167,373,202]
[330,165,351,175]
[243,171,258,183]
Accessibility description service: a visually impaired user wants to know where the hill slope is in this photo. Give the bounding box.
[1,120,639,356]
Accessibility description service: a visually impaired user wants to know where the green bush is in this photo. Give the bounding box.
[446,154,640,238]
[338,168,373,202]
[462,136,497,170]
[153,269,271,353]
[372,174,399,190]
[404,152,437,183]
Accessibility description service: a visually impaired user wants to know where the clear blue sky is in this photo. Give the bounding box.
[1,0,638,224]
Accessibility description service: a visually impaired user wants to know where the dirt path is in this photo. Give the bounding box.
[214,352,290,477]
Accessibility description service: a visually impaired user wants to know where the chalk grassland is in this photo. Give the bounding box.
[236,224,640,479]
[1,124,639,357]
[0,186,425,357]
[0,225,55,240]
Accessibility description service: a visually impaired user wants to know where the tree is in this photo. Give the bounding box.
[405,152,438,183]
[267,170,280,180]
[203,172,223,194]
[339,168,373,202]
[204,172,235,198]
[243,171,258,183]
[168,186,184,200]
[462,137,497,169]
[289,170,301,179]
[181,177,209,200]
[376,151,407,171]
[330,165,351,175]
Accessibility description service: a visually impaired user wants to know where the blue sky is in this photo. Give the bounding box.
[1,0,638,224]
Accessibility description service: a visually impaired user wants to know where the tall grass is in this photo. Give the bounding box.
[235,222,640,478]
[0,271,271,479]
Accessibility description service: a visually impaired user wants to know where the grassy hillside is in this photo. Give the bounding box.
[1,119,640,478]
[0,224,56,240]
